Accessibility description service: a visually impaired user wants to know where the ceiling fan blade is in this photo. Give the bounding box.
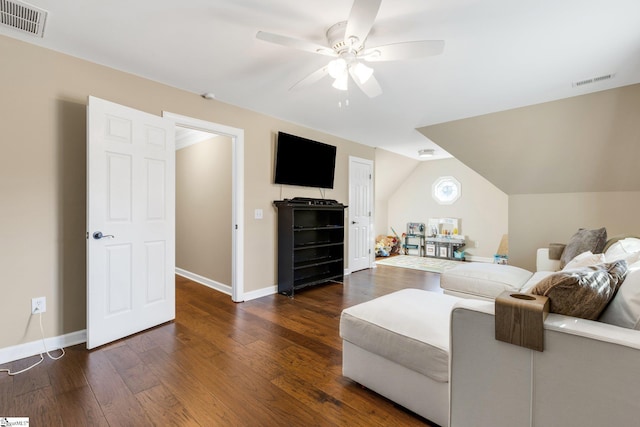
[344,0,382,45]
[349,68,382,98]
[256,31,336,57]
[289,65,330,91]
[363,40,445,62]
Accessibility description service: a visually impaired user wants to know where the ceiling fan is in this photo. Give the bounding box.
[256,0,444,98]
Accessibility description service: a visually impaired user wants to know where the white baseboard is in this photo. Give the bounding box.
[0,329,86,365]
[466,255,493,263]
[176,267,277,302]
[242,286,277,301]
[175,268,232,296]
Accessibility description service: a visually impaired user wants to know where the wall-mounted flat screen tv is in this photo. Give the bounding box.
[274,132,337,189]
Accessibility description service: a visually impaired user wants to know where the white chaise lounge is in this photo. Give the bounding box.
[340,289,486,427]
[439,248,559,300]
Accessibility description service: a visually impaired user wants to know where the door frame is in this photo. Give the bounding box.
[163,112,245,302]
[348,156,374,273]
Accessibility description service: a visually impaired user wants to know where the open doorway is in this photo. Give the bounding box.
[164,112,245,302]
[175,128,233,292]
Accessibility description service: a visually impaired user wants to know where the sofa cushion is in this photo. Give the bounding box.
[560,227,607,269]
[440,263,533,299]
[599,262,640,329]
[340,289,460,383]
[562,251,606,270]
[520,271,555,293]
[530,260,628,320]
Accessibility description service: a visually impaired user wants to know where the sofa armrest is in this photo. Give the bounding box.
[449,304,531,427]
[544,313,640,349]
[450,303,640,427]
[536,247,561,272]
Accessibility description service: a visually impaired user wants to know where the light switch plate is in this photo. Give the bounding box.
[254,209,263,219]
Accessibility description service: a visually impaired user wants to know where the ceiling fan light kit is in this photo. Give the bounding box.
[332,73,349,90]
[328,58,348,79]
[256,0,444,99]
[327,57,372,91]
[352,62,373,84]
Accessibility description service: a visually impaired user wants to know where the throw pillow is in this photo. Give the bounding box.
[530,260,628,320]
[599,267,640,329]
[605,241,628,259]
[548,243,566,260]
[559,227,607,269]
[603,235,640,253]
[606,250,640,266]
[562,251,606,270]
[605,238,640,265]
[620,237,640,253]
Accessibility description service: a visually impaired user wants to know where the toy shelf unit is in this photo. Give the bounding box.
[425,236,466,260]
[404,222,426,256]
[274,199,346,297]
[425,217,465,260]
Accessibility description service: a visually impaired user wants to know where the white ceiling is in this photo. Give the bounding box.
[2,0,640,160]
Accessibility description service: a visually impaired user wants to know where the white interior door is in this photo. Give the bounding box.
[348,156,374,273]
[87,96,175,349]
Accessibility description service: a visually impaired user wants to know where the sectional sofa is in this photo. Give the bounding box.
[340,233,640,426]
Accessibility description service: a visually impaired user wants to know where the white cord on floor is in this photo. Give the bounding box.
[0,311,65,376]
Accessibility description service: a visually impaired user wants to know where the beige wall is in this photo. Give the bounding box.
[510,192,640,271]
[374,148,420,236]
[418,84,640,195]
[0,35,374,350]
[176,136,232,285]
[388,158,508,259]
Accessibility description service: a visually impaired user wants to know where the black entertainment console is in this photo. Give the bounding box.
[274,199,346,296]
[283,197,341,206]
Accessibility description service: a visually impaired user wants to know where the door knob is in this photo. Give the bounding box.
[93,231,115,240]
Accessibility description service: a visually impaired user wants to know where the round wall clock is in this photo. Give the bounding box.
[432,176,461,204]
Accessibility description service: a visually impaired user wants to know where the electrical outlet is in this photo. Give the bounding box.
[32,297,46,314]
[254,209,263,219]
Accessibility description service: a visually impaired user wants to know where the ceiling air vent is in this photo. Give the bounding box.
[572,73,615,88]
[0,0,48,38]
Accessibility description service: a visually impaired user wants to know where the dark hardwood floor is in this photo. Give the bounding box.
[0,265,442,426]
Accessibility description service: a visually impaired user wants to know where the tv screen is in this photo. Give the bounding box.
[274,132,337,189]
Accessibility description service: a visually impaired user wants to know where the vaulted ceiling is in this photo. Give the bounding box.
[1,0,639,165]
[418,84,640,194]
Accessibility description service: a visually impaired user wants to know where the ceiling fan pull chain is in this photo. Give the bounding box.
[338,90,350,109]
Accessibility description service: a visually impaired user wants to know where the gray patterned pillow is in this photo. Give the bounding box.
[560,227,607,268]
[530,260,627,320]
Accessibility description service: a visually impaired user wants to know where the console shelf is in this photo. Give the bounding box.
[274,200,346,296]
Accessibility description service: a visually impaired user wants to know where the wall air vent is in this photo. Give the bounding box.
[572,73,615,88]
[0,0,47,37]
